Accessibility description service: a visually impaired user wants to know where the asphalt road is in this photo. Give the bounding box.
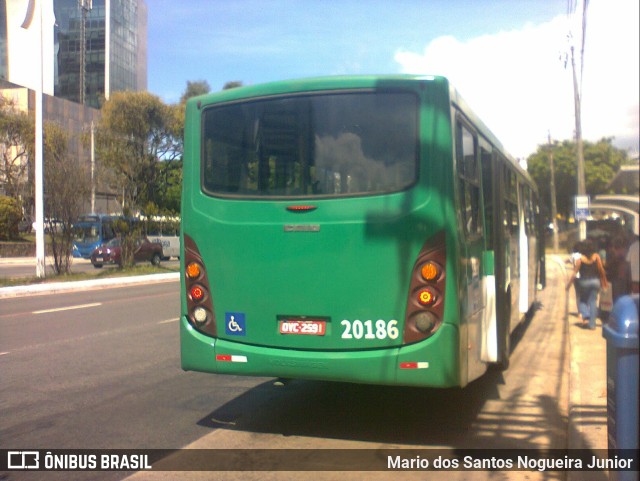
[0,281,269,481]
[1,259,573,481]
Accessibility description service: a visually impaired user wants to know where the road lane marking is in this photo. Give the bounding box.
[0,352,9,356]
[32,303,102,315]
[158,318,179,324]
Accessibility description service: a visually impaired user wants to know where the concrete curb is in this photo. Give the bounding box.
[0,272,179,299]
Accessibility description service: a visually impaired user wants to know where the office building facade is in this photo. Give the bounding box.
[0,0,147,108]
[54,0,147,107]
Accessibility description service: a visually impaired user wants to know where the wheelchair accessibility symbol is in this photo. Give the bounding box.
[225,312,246,336]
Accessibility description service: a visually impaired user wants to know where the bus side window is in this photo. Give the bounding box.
[103,222,115,241]
[481,147,493,248]
[456,122,482,237]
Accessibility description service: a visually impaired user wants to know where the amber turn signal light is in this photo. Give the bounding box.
[421,261,439,281]
[186,262,201,279]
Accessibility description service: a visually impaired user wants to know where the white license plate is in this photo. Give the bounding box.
[279,319,326,336]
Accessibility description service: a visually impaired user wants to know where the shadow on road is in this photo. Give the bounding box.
[179,260,607,481]
[193,305,554,450]
[197,370,502,446]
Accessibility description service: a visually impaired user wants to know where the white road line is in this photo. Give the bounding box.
[158,318,179,324]
[32,303,102,315]
[0,352,9,356]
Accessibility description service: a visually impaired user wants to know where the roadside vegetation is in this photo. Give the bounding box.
[0,262,178,288]
[527,138,630,222]
[0,80,245,277]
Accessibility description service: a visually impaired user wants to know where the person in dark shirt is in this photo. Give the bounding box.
[606,236,632,302]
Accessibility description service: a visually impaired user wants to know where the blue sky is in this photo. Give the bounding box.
[147,0,639,159]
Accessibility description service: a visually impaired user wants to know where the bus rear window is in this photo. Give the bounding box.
[201,92,418,197]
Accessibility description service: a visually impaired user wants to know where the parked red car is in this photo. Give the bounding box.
[90,236,163,268]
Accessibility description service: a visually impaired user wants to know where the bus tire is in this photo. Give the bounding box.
[93,264,103,269]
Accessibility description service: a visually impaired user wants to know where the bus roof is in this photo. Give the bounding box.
[189,74,450,105]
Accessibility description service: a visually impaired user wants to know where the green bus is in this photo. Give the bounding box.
[180,75,544,388]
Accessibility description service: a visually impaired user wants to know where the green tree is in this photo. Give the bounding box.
[527,138,628,221]
[0,195,21,240]
[179,80,211,104]
[0,96,35,218]
[95,91,181,265]
[222,81,243,90]
[156,103,184,213]
[44,122,91,274]
[157,159,182,214]
[95,91,181,212]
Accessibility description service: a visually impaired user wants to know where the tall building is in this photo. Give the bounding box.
[0,0,147,108]
[55,0,147,108]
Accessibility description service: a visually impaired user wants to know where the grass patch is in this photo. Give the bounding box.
[0,263,178,288]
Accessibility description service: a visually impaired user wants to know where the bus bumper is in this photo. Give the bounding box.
[180,317,461,387]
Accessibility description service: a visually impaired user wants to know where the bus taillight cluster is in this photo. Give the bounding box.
[183,234,217,337]
[403,231,446,344]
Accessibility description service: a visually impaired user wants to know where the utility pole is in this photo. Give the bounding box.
[34,0,45,278]
[21,0,45,277]
[568,0,588,240]
[548,132,560,251]
[571,44,586,240]
[90,120,95,213]
[21,0,47,278]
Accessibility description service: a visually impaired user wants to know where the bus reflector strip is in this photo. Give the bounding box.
[216,354,248,363]
[399,362,429,369]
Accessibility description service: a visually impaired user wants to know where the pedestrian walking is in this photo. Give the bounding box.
[566,238,608,329]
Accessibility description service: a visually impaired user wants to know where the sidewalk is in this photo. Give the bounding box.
[556,254,609,481]
[546,254,608,443]
[567,310,608,453]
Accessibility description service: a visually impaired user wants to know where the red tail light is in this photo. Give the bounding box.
[417,287,438,306]
[286,205,317,212]
[403,231,446,343]
[183,235,217,337]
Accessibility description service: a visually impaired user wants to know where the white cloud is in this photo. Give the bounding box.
[581,0,639,152]
[394,0,639,159]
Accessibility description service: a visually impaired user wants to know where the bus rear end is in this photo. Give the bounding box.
[180,76,463,387]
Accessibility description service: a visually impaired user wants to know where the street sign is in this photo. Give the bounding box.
[575,195,590,221]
